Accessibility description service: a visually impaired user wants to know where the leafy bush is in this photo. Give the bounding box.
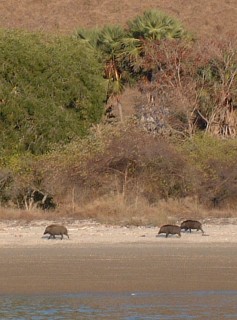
[181,134,237,169]
[180,134,237,207]
[0,29,107,155]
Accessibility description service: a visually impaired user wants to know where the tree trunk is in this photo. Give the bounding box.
[117,99,123,122]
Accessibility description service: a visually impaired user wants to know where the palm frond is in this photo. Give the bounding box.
[128,9,188,41]
[73,27,101,48]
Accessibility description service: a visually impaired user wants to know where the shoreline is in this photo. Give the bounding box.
[0,219,237,295]
[0,218,237,248]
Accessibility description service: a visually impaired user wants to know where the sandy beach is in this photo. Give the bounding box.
[0,218,237,295]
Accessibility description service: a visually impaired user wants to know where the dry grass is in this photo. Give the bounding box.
[2,194,235,226]
[0,207,44,222]
[70,194,170,226]
[0,207,64,223]
[0,0,236,41]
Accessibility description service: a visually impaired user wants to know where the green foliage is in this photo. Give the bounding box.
[74,10,191,99]
[74,27,101,50]
[181,134,237,171]
[75,25,128,98]
[0,29,107,155]
[127,9,189,41]
[179,134,237,207]
[96,25,125,57]
[76,25,127,65]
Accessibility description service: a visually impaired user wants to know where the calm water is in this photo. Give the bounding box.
[0,291,236,319]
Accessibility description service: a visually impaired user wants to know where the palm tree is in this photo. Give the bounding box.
[74,27,101,49]
[75,25,126,96]
[75,25,128,120]
[97,25,126,96]
[127,9,189,41]
[74,11,192,122]
[97,26,130,121]
[118,10,191,84]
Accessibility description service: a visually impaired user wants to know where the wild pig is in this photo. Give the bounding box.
[43,224,69,240]
[158,224,181,238]
[180,220,204,234]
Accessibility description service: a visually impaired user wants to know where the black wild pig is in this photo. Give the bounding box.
[180,220,204,234]
[158,224,181,238]
[43,224,69,240]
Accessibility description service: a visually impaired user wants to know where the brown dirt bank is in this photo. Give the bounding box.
[0,244,236,295]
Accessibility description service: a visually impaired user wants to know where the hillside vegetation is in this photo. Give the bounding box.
[1,5,237,224]
[0,30,106,155]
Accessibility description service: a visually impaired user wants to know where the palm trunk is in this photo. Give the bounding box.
[117,99,123,122]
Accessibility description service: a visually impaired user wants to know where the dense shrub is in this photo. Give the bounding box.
[31,125,201,207]
[0,29,107,155]
[180,134,237,207]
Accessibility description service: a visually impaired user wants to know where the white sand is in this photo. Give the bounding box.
[0,218,237,248]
